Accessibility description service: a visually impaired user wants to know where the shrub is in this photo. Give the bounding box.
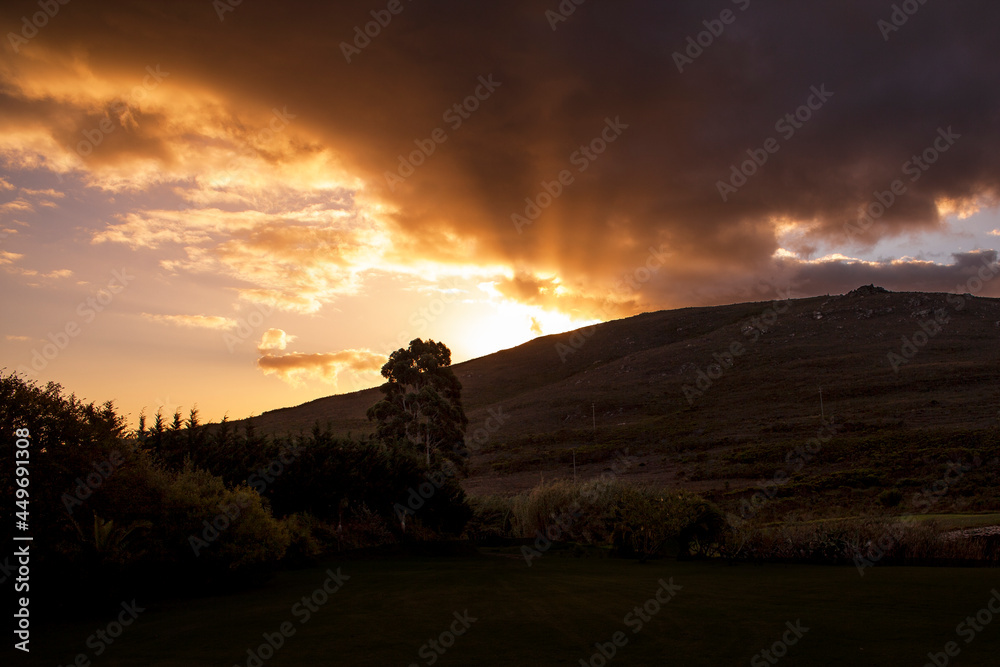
[466,480,724,560]
[280,513,324,566]
[336,503,397,549]
[464,495,520,543]
[611,487,726,561]
[267,434,471,538]
[151,465,290,576]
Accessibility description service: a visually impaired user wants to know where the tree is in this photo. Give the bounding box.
[366,339,468,468]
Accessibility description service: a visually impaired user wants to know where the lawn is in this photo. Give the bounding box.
[32,553,1000,666]
[767,513,1000,531]
[901,513,1000,530]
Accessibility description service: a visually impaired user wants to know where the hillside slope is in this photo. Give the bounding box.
[237,287,1000,512]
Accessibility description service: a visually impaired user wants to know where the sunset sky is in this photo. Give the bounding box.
[2,0,999,424]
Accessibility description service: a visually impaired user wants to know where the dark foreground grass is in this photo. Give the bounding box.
[902,513,1000,530]
[30,554,1000,666]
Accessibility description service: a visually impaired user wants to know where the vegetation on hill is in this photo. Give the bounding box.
[232,288,1000,526]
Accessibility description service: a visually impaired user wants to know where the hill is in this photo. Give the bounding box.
[235,286,1000,518]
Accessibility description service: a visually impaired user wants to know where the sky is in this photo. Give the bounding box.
[1,0,999,424]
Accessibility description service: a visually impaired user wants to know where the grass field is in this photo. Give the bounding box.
[32,553,1000,666]
[770,513,1000,530]
[901,513,1000,530]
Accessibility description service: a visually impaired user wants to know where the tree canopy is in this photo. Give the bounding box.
[366,339,468,469]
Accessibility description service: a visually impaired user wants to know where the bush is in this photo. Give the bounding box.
[0,373,296,603]
[337,503,397,549]
[465,480,724,560]
[266,433,471,538]
[464,495,520,543]
[611,487,726,561]
[160,466,290,574]
[281,513,324,566]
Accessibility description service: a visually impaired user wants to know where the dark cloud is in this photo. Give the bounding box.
[786,250,1000,298]
[3,0,999,307]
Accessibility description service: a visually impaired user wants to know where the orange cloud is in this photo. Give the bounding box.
[257,349,384,387]
[257,328,293,352]
[142,313,238,330]
[95,200,386,314]
[0,251,23,265]
[0,199,33,215]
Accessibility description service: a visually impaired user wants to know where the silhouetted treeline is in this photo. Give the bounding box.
[0,373,469,614]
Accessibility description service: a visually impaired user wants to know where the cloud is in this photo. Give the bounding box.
[45,269,73,279]
[0,250,73,284]
[0,199,33,215]
[94,193,388,313]
[256,348,385,386]
[5,335,30,341]
[142,313,238,330]
[19,187,64,199]
[258,328,293,352]
[779,250,1000,297]
[1,0,999,319]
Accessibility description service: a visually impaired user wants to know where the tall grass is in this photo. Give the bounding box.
[466,480,725,559]
[723,516,1000,566]
[467,482,999,566]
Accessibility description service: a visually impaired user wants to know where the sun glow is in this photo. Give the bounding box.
[450,298,600,361]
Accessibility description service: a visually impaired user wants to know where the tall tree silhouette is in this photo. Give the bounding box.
[367,339,468,468]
